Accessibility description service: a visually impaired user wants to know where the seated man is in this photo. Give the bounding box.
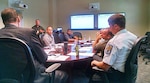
[0,8,68,83]
[92,28,114,61]
[42,26,55,47]
[91,14,137,83]
[65,29,79,42]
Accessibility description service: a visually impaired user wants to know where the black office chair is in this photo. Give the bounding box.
[73,32,82,39]
[90,36,147,83]
[58,32,67,42]
[0,37,61,83]
[139,32,150,64]
[38,33,46,47]
[140,32,150,55]
[124,36,146,83]
[53,31,61,44]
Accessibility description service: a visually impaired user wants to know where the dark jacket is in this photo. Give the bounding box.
[0,24,47,64]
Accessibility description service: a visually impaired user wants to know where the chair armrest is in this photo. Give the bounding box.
[0,79,19,83]
[92,66,109,83]
[45,63,61,73]
[92,66,105,71]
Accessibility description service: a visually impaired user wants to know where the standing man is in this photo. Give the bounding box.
[42,26,55,47]
[0,8,68,83]
[32,19,45,35]
[91,14,137,83]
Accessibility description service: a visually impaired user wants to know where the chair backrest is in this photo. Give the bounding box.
[73,32,82,39]
[58,32,67,42]
[124,36,147,83]
[0,37,36,83]
[38,33,46,47]
[145,32,150,44]
[53,31,61,44]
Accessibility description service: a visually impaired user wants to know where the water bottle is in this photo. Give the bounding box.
[75,39,79,57]
[63,42,68,55]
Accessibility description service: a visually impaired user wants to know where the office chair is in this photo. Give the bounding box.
[38,33,45,47]
[142,49,150,64]
[0,37,61,83]
[90,36,147,83]
[58,32,67,42]
[0,79,19,83]
[53,31,61,44]
[124,36,146,83]
[139,32,150,64]
[140,32,150,53]
[73,32,82,39]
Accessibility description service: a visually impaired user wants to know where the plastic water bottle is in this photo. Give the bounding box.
[75,40,79,57]
[88,36,91,42]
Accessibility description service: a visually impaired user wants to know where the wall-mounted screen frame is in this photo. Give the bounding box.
[70,14,95,30]
[69,12,125,30]
[98,12,125,29]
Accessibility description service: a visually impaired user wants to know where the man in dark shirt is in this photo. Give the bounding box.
[32,19,45,35]
[0,8,68,83]
[65,29,75,42]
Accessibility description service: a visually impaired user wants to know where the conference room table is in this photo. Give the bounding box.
[44,40,95,83]
[44,40,94,61]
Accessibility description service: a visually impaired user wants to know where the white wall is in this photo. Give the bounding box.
[23,0,50,29]
[0,0,9,28]
[55,0,149,39]
[0,0,149,39]
[0,0,50,29]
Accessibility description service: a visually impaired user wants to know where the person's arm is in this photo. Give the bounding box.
[92,32,102,48]
[65,33,75,42]
[39,29,45,33]
[68,39,75,42]
[91,60,111,71]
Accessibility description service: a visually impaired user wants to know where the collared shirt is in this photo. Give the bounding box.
[103,29,137,72]
[32,25,45,35]
[42,33,55,46]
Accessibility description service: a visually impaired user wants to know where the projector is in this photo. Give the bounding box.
[18,3,28,9]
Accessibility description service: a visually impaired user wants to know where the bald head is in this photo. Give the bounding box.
[100,29,113,40]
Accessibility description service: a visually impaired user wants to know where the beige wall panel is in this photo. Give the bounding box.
[55,0,149,39]
[0,0,9,28]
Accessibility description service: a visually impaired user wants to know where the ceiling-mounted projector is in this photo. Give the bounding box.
[18,3,28,9]
[14,1,28,9]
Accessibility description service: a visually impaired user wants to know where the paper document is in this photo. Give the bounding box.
[44,48,56,55]
[47,55,70,61]
[44,49,50,55]
[68,43,74,46]
[79,47,93,52]
[67,52,94,57]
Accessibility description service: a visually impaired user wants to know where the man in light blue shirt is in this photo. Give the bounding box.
[91,14,137,83]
